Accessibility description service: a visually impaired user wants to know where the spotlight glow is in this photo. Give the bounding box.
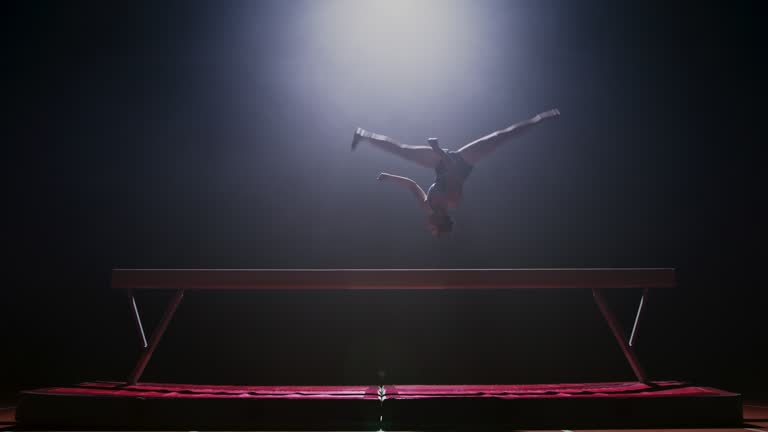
[304,0,480,92]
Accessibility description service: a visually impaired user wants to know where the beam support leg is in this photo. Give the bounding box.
[629,288,649,347]
[592,288,648,382]
[127,289,185,385]
[128,291,148,349]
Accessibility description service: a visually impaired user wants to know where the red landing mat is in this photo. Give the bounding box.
[384,380,729,398]
[16,381,742,430]
[25,381,381,400]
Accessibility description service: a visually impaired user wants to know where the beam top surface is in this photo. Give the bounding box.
[112,268,675,290]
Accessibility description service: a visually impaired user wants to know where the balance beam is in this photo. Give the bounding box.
[114,268,675,384]
[113,268,674,290]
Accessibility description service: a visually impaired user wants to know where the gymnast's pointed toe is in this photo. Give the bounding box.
[351,127,367,150]
[352,128,363,151]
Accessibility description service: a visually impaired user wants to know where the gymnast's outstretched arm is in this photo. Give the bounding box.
[377,173,432,213]
[456,109,560,165]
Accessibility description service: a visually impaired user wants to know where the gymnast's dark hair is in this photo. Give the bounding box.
[431,212,454,235]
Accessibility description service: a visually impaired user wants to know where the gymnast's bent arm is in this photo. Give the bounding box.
[377,173,432,213]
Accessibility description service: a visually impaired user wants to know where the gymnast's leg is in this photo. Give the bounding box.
[456,109,560,165]
[352,128,441,169]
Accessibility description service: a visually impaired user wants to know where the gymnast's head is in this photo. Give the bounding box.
[427,211,454,236]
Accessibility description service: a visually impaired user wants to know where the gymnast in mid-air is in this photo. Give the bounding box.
[351,109,560,236]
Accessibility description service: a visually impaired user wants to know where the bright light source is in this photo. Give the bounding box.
[304,0,480,93]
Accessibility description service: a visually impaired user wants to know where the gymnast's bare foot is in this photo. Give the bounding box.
[351,127,369,150]
[534,108,560,122]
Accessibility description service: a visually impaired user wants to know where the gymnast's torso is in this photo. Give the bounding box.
[427,151,474,210]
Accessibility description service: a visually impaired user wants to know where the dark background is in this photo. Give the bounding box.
[3,1,765,395]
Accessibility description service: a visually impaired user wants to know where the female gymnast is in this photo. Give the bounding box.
[351,109,560,236]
